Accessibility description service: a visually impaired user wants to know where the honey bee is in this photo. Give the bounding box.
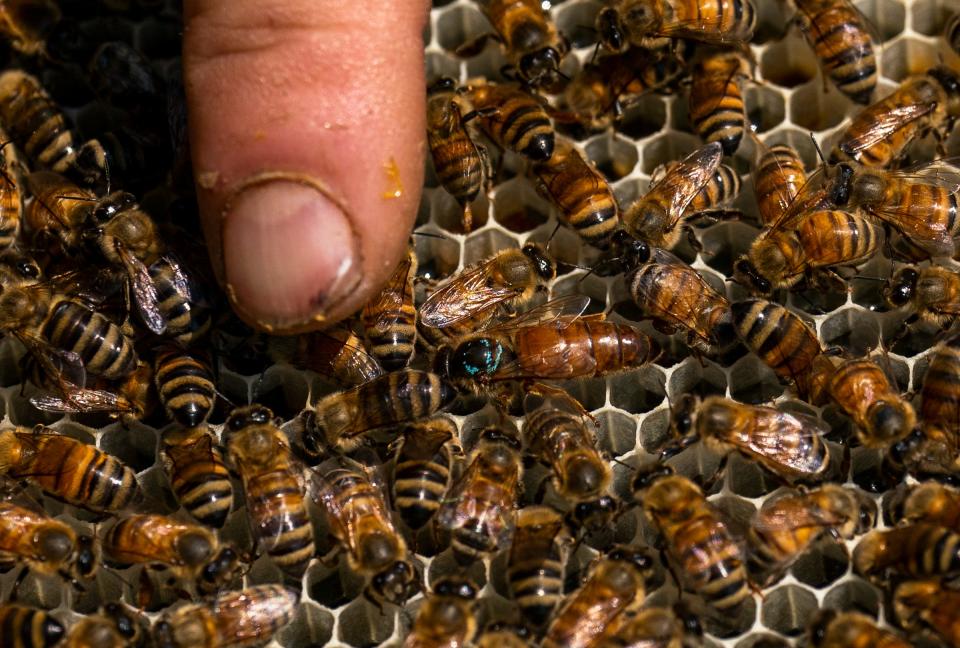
[947,12,960,55]
[599,604,704,648]
[523,391,618,533]
[403,577,478,648]
[853,522,960,583]
[627,251,733,351]
[730,299,824,400]
[426,78,489,232]
[463,82,555,162]
[543,546,653,648]
[0,604,65,648]
[530,135,621,249]
[624,142,724,249]
[885,266,960,331]
[435,296,659,388]
[152,585,299,648]
[596,0,756,52]
[0,71,107,187]
[313,455,419,606]
[303,370,456,454]
[893,579,960,646]
[917,332,960,447]
[475,623,533,648]
[103,514,242,596]
[668,394,832,482]
[148,255,212,346]
[633,465,751,611]
[808,610,912,648]
[0,0,61,56]
[419,243,556,342]
[391,417,461,532]
[507,505,570,628]
[901,482,960,531]
[437,426,523,565]
[153,345,216,428]
[0,500,97,588]
[753,143,807,227]
[361,245,418,370]
[0,138,23,251]
[266,328,383,387]
[223,405,315,579]
[746,484,875,586]
[0,426,141,512]
[161,426,234,529]
[814,354,917,447]
[689,50,751,155]
[830,65,960,168]
[792,0,877,105]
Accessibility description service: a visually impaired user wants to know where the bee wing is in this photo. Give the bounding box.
[117,244,166,335]
[838,102,937,158]
[16,330,87,388]
[753,499,848,534]
[30,384,130,414]
[164,432,217,468]
[301,330,384,385]
[157,253,195,301]
[419,258,521,328]
[655,17,752,43]
[651,143,724,230]
[480,294,591,333]
[726,408,830,476]
[363,248,415,333]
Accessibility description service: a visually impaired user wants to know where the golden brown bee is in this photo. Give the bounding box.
[148,256,212,346]
[893,579,960,646]
[633,466,750,611]
[103,514,242,597]
[65,607,146,648]
[947,12,960,55]
[0,426,140,512]
[507,505,570,628]
[435,296,658,387]
[154,345,216,428]
[361,245,418,370]
[223,405,315,579]
[830,66,960,168]
[152,584,299,648]
[463,82,555,161]
[313,455,419,606]
[689,50,751,155]
[853,522,960,583]
[266,328,383,387]
[746,484,875,586]
[624,142,724,249]
[0,500,97,587]
[426,78,489,232]
[437,426,523,565]
[596,0,756,52]
[419,243,556,342]
[808,610,912,648]
[403,577,478,648]
[0,1,60,56]
[0,71,106,187]
[730,299,824,400]
[543,546,653,648]
[918,332,960,445]
[391,417,461,531]
[530,135,621,249]
[814,354,917,447]
[24,170,94,254]
[523,391,618,533]
[668,394,832,482]
[885,266,960,330]
[304,370,456,454]
[753,143,807,227]
[901,482,960,532]
[161,426,234,529]
[0,137,23,251]
[627,252,733,351]
[793,0,877,104]
[598,604,704,648]
[0,604,65,648]
[475,623,533,648]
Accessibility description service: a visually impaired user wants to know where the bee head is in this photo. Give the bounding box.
[570,495,619,531]
[449,338,507,382]
[828,163,855,206]
[370,560,419,605]
[670,393,699,438]
[610,230,651,271]
[522,243,557,281]
[101,603,144,642]
[433,576,478,600]
[866,401,914,444]
[885,267,918,307]
[75,534,98,579]
[519,47,561,85]
[607,545,654,573]
[226,404,276,431]
[199,546,241,592]
[428,76,456,94]
[91,191,136,225]
[631,462,673,493]
[930,65,960,117]
[596,7,625,52]
[734,257,772,294]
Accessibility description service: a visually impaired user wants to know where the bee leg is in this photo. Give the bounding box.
[887,313,919,351]
[454,33,500,58]
[683,226,703,253]
[9,566,28,601]
[318,546,342,569]
[534,476,551,503]
[699,453,729,494]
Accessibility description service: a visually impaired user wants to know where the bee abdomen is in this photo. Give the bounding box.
[813,17,877,104]
[44,300,138,380]
[0,604,65,648]
[433,139,484,204]
[394,464,449,530]
[452,522,495,565]
[150,262,211,345]
[368,325,417,371]
[155,352,216,428]
[171,450,234,529]
[251,483,315,578]
[498,101,554,161]
[509,558,564,627]
[692,90,745,155]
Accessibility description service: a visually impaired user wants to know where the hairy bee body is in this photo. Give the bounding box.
[465,82,555,161]
[597,0,756,52]
[403,577,478,648]
[507,505,569,628]
[0,501,97,586]
[808,610,911,648]
[362,246,418,370]
[224,406,315,579]
[601,604,703,648]
[162,426,234,529]
[0,604,65,648]
[42,298,139,380]
[918,333,960,445]
[149,257,211,345]
[152,585,298,648]
[886,266,960,329]
[477,0,566,86]
[154,346,216,428]
[853,523,960,582]
[754,144,807,227]
[689,51,750,154]
[392,418,460,531]
[901,482,960,532]
[893,580,960,646]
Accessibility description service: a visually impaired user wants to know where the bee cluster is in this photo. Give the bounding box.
[0,0,957,647]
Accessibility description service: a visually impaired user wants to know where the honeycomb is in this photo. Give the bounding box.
[2,0,959,647]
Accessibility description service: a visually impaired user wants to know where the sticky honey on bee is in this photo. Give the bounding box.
[313,455,419,607]
[437,425,523,565]
[0,604,65,648]
[853,522,960,583]
[543,546,653,648]
[154,345,216,428]
[161,426,234,530]
[391,417,461,532]
[753,143,808,227]
[807,609,912,648]
[596,0,757,52]
[689,50,751,155]
[403,577,478,648]
[152,585,298,648]
[893,579,960,646]
[885,266,960,332]
[463,82,556,162]
[361,245,418,370]
[223,405,315,579]
[633,465,751,611]
[746,484,875,586]
[507,505,570,628]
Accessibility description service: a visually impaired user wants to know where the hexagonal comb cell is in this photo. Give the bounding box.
[761,584,820,636]
[881,37,941,82]
[436,3,490,53]
[584,133,639,182]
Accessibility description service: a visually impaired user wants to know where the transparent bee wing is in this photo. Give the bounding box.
[117,244,165,334]
[420,256,521,328]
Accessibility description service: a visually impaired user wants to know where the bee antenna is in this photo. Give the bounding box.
[412,230,448,240]
[214,387,237,409]
[589,41,601,65]
[610,456,636,471]
[851,275,886,282]
[545,222,562,249]
[809,132,827,167]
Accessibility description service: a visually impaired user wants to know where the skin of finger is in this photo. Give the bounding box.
[183,0,429,330]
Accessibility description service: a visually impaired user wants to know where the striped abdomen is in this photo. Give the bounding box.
[669,513,750,610]
[42,299,137,380]
[794,209,881,269]
[755,145,806,226]
[427,92,485,207]
[876,182,960,241]
[12,432,140,512]
[362,248,417,371]
[508,507,566,627]
[921,334,960,433]
[471,84,555,161]
[154,348,216,428]
[0,605,64,648]
[244,469,315,578]
[358,370,457,431]
[393,427,455,530]
[674,0,757,41]
[0,168,20,249]
[795,0,876,104]
[164,432,234,528]
[149,260,211,346]
[689,54,748,155]
[747,503,822,580]
[323,467,402,573]
[0,73,74,172]
[689,163,741,212]
[855,524,960,580]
